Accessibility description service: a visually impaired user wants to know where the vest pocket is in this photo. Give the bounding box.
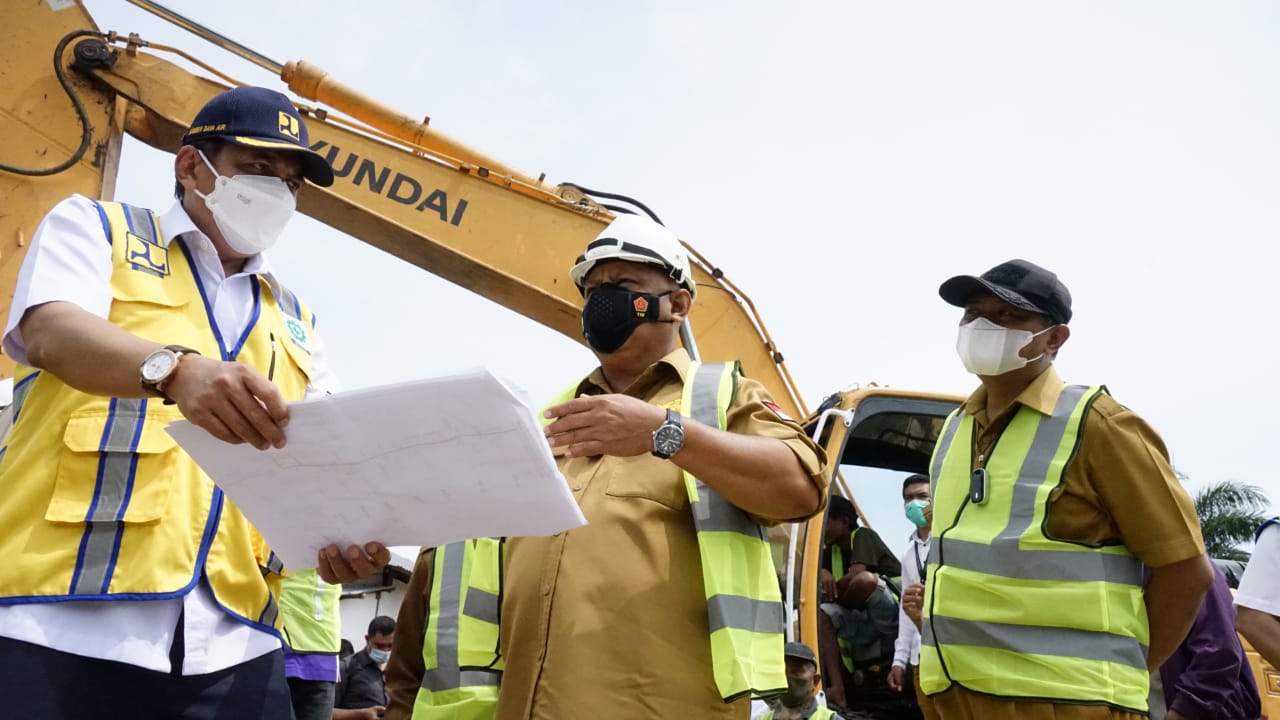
[604,454,688,510]
[45,410,181,525]
[275,326,315,385]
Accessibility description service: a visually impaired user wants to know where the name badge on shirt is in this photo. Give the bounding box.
[125,232,170,276]
[284,316,311,353]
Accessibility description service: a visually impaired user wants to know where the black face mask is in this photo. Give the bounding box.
[581,283,673,354]
[780,676,814,708]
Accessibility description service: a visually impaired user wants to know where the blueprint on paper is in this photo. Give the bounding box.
[167,368,585,571]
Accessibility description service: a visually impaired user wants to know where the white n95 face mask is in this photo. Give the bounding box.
[956,316,1054,376]
[194,150,296,255]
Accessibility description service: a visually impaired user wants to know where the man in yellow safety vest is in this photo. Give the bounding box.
[0,86,388,719]
[919,258,1212,720]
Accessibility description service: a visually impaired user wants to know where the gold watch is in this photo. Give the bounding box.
[140,345,200,405]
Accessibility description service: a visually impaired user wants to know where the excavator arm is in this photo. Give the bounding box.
[1,0,806,420]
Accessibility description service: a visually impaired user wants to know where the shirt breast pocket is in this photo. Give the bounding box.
[45,410,181,525]
[603,454,689,511]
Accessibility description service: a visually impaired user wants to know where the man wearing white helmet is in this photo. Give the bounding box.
[496,214,829,719]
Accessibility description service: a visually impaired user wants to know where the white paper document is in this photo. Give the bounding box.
[167,368,586,571]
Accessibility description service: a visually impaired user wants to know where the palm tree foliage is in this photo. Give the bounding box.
[1193,480,1269,561]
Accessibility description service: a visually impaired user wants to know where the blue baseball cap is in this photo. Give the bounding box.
[182,86,334,187]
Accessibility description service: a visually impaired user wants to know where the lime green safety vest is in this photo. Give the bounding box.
[0,201,312,632]
[827,535,855,673]
[280,568,342,654]
[412,539,503,719]
[919,384,1149,713]
[545,360,786,701]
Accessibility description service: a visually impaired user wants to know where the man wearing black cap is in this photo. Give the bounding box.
[0,86,387,718]
[757,642,844,720]
[917,259,1212,720]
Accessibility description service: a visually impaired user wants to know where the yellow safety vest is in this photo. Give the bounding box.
[919,384,1149,712]
[827,533,855,673]
[280,568,342,654]
[544,360,786,701]
[413,539,504,719]
[0,200,315,633]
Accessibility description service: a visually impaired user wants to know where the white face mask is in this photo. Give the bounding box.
[956,316,1054,376]
[193,150,296,255]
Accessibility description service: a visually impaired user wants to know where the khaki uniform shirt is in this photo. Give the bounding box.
[960,365,1204,568]
[496,349,827,720]
[383,547,436,720]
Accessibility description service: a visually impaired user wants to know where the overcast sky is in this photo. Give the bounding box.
[73,0,1279,543]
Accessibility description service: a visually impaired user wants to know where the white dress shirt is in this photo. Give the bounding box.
[1236,522,1280,617]
[892,529,930,669]
[1,195,338,674]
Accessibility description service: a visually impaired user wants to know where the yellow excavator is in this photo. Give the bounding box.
[3,2,1274,718]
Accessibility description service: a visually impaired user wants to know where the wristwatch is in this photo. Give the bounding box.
[140,345,200,405]
[651,409,685,459]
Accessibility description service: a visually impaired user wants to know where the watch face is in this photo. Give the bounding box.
[654,426,684,456]
[142,351,177,382]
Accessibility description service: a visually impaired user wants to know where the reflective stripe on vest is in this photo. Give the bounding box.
[414,539,502,719]
[920,383,1149,712]
[682,361,786,702]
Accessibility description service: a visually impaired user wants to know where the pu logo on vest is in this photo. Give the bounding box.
[285,317,311,352]
[278,112,301,141]
[126,232,170,276]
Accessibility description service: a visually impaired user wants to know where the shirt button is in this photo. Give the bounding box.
[541,584,551,596]
[572,484,583,492]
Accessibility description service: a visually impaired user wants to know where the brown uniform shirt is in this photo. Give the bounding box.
[496,349,827,720]
[961,364,1204,568]
[383,547,436,720]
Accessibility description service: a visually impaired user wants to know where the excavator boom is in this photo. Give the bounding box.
[1,0,805,419]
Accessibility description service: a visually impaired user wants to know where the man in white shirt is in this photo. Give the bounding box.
[0,86,387,719]
[886,474,940,720]
[1235,517,1280,670]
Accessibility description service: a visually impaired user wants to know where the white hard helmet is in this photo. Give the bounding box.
[569,214,697,299]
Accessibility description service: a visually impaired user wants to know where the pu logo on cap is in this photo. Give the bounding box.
[278,111,300,141]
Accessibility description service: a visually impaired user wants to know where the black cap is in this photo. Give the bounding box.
[939,259,1072,325]
[784,642,818,665]
[181,86,334,187]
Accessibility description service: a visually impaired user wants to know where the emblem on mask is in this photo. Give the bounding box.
[632,296,649,315]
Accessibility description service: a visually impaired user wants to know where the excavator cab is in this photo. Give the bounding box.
[795,387,962,719]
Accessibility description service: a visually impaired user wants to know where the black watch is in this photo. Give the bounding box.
[651,409,685,459]
[140,345,200,405]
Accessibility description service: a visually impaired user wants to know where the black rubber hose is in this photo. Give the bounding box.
[0,29,104,176]
[570,183,664,226]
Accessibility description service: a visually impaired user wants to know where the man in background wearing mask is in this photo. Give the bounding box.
[887,474,939,720]
[334,616,396,720]
[918,259,1211,720]
[759,643,845,720]
[0,86,389,719]
[497,215,828,719]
